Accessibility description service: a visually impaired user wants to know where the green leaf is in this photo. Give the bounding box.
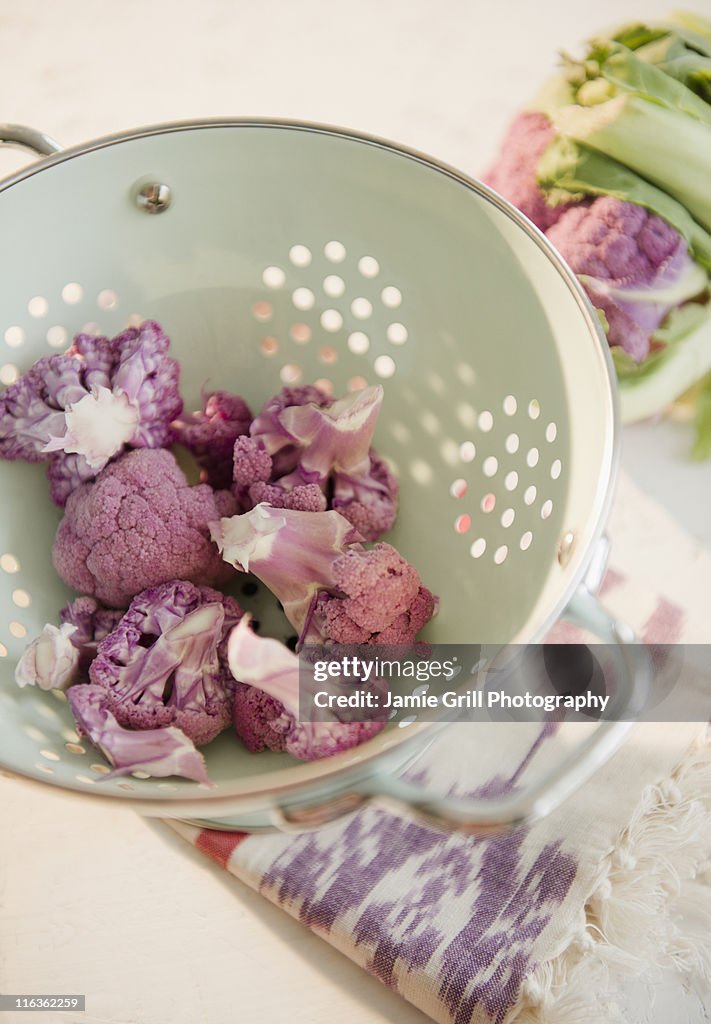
[550,93,711,231]
[598,44,711,126]
[536,136,711,269]
[691,386,711,458]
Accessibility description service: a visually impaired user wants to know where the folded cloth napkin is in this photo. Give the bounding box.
[168,474,711,1023]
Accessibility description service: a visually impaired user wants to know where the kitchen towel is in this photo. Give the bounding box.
[168,473,711,1023]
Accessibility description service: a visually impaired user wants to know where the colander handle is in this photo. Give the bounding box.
[362,588,648,834]
[270,587,649,835]
[0,124,61,158]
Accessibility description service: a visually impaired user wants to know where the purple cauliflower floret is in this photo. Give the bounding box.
[172,390,252,489]
[60,596,123,678]
[308,543,437,645]
[0,319,182,506]
[483,111,573,232]
[232,384,398,540]
[228,617,385,760]
[67,684,210,783]
[52,448,237,607]
[232,684,290,753]
[484,113,704,362]
[211,504,437,646]
[546,196,699,361]
[88,579,242,746]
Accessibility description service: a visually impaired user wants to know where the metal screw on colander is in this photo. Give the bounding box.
[135,182,172,214]
[558,531,577,567]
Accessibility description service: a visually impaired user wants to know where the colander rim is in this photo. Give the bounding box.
[0,116,619,811]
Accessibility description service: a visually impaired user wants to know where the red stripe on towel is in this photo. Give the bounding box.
[196,829,249,869]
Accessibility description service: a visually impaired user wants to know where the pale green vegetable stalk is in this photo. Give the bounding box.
[549,92,711,232]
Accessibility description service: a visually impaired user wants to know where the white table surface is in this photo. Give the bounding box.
[1,1,710,1022]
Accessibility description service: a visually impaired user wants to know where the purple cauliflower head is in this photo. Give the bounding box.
[172,389,252,489]
[484,113,704,362]
[53,448,237,607]
[0,320,182,506]
[546,196,703,361]
[232,384,398,541]
[88,579,242,746]
[228,617,385,760]
[211,504,437,647]
[483,111,573,232]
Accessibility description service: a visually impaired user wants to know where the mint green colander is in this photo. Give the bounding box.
[0,120,646,833]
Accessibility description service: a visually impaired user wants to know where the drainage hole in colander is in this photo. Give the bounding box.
[505,433,519,454]
[263,266,286,289]
[410,459,433,485]
[324,240,346,262]
[290,323,311,344]
[314,378,334,394]
[76,775,96,785]
[260,336,279,356]
[524,485,537,506]
[351,297,373,320]
[503,395,517,416]
[481,493,496,513]
[0,364,18,384]
[47,325,68,348]
[483,456,498,478]
[541,500,553,519]
[527,448,539,468]
[478,410,493,432]
[97,289,118,311]
[324,275,345,297]
[40,749,60,762]
[36,764,54,775]
[494,545,508,565]
[319,346,337,365]
[450,478,467,499]
[470,538,486,559]
[386,322,407,345]
[28,296,48,318]
[9,621,26,638]
[374,355,396,379]
[12,589,30,608]
[252,300,273,322]
[358,256,380,278]
[62,282,83,304]
[0,643,7,658]
[520,531,533,551]
[346,332,369,356]
[25,726,48,744]
[65,742,86,755]
[422,412,440,435]
[501,508,515,528]
[505,471,518,491]
[4,326,24,348]
[381,286,402,308]
[289,244,312,267]
[348,376,368,392]
[551,459,562,480]
[61,728,80,743]
[321,309,343,332]
[429,373,446,396]
[459,441,476,463]
[280,363,302,385]
[528,399,541,420]
[91,763,111,775]
[546,422,558,443]
[82,322,100,336]
[454,514,471,534]
[292,287,315,311]
[457,403,476,428]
